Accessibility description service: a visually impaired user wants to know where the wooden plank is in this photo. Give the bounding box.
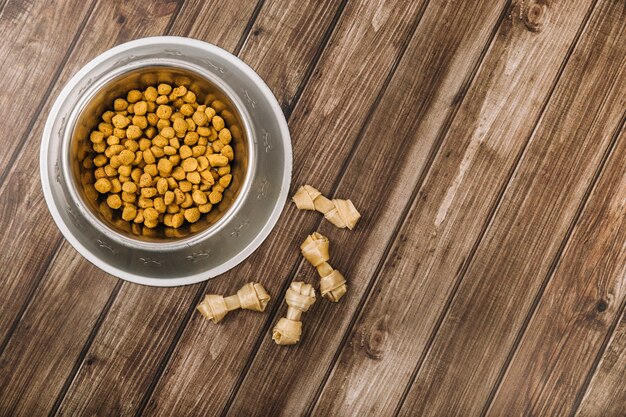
[140,0,430,415]
[486,120,626,416]
[237,0,345,113]
[55,281,199,416]
[394,1,626,415]
[0,0,183,352]
[168,0,262,46]
[310,0,607,415]
[0,0,95,180]
[52,1,344,415]
[0,245,117,416]
[223,0,512,415]
[575,303,626,417]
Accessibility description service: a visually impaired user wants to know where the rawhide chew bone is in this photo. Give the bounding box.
[292,185,360,230]
[197,282,270,323]
[272,282,316,345]
[301,232,347,302]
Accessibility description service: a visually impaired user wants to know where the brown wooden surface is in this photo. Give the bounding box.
[0,1,624,416]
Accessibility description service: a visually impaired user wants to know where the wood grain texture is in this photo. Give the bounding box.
[397,0,626,415]
[169,0,262,45]
[142,0,429,415]
[0,0,624,415]
[56,284,199,416]
[0,0,95,179]
[576,302,626,417]
[311,0,598,415]
[51,1,343,415]
[0,245,117,416]
[486,118,626,416]
[224,0,510,415]
[238,0,345,113]
[0,0,182,355]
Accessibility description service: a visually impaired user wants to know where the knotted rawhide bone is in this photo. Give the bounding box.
[272,281,316,345]
[292,185,361,230]
[301,232,347,302]
[197,282,271,324]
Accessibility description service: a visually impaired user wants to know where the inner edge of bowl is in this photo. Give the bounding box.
[62,59,256,251]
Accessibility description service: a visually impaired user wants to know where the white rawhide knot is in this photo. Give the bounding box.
[197,282,271,324]
[301,233,348,302]
[272,282,316,345]
[292,185,361,230]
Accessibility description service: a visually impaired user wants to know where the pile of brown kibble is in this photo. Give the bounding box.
[82,83,234,234]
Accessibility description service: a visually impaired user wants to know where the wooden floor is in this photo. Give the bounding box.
[1,0,624,416]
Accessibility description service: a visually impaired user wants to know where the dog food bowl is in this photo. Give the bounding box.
[40,37,292,286]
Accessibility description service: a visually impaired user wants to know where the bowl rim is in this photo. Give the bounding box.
[40,36,292,286]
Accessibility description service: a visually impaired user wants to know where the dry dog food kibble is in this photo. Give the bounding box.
[82,83,236,234]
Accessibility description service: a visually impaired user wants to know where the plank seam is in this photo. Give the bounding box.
[0,0,99,187]
[163,0,188,36]
[481,92,625,417]
[569,272,626,417]
[132,282,208,417]
[389,0,602,414]
[0,238,64,358]
[233,0,267,54]
[567,118,626,417]
[284,0,349,118]
[47,280,124,417]
[291,0,515,414]
[305,6,513,417]
[480,4,625,415]
[219,1,436,415]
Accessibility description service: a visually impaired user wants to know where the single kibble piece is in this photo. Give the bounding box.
[107,194,122,209]
[122,205,137,221]
[112,114,130,129]
[157,83,172,95]
[208,154,229,167]
[292,185,361,230]
[127,89,143,103]
[94,178,112,193]
[182,157,198,172]
[183,207,201,223]
[113,98,128,111]
[301,232,347,302]
[212,115,225,131]
[197,282,271,324]
[157,158,173,176]
[272,282,316,345]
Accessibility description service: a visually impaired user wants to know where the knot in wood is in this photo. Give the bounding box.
[523,1,548,32]
[361,315,388,360]
[596,299,608,313]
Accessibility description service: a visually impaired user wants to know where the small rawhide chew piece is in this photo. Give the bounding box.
[272,281,316,345]
[292,185,360,230]
[301,232,347,302]
[197,282,270,324]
